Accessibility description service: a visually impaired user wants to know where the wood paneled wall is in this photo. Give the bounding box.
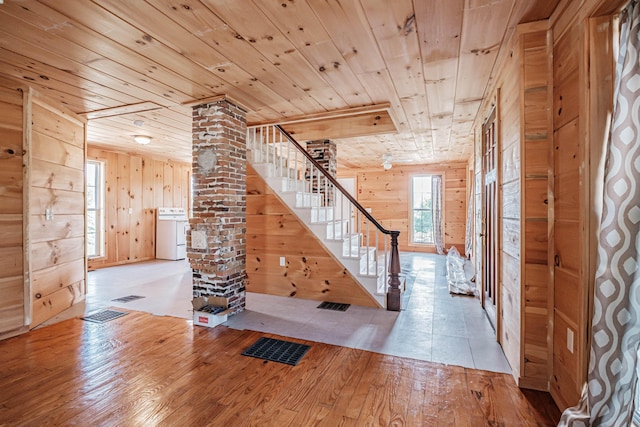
[87,147,190,269]
[0,78,27,338]
[473,22,553,391]
[547,0,619,410]
[496,30,523,384]
[551,3,588,410]
[30,94,87,328]
[338,163,468,253]
[246,164,380,307]
[470,0,621,411]
[0,77,87,333]
[520,25,553,391]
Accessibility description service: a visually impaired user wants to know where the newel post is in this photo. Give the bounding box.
[386,231,401,311]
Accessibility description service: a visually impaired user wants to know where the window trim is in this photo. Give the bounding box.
[86,159,105,259]
[409,174,434,245]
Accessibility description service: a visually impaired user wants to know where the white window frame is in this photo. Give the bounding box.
[86,160,105,258]
[410,174,435,245]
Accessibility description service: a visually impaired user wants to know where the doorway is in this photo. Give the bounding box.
[481,105,499,330]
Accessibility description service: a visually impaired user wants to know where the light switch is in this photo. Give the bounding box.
[45,208,53,221]
[279,257,286,267]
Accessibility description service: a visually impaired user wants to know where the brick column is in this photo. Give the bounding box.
[188,99,247,314]
[305,139,337,206]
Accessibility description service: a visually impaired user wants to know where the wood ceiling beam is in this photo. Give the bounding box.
[248,103,392,127]
[81,102,163,120]
[247,103,398,142]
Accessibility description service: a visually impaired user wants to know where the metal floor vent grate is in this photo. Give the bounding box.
[242,337,311,366]
[317,301,350,312]
[199,305,226,315]
[112,295,145,303]
[82,309,128,324]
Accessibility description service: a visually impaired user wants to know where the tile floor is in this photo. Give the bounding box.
[48,252,511,374]
[84,259,194,318]
[227,252,511,373]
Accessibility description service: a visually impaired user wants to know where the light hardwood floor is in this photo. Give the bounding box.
[0,310,560,426]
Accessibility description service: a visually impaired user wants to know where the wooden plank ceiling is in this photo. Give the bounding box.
[0,0,559,167]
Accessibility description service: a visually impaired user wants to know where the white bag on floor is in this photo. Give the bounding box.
[446,246,476,295]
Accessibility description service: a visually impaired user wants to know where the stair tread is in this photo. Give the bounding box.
[343,246,376,257]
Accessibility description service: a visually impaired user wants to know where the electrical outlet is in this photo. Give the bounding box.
[567,328,574,353]
[279,257,286,267]
[129,207,133,214]
[45,208,53,221]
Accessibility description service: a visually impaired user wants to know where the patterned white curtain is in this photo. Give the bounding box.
[432,175,444,255]
[559,1,640,424]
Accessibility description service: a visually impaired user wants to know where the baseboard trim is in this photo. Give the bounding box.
[0,325,29,341]
[518,376,549,392]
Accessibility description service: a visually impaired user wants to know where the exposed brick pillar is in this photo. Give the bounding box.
[305,139,337,206]
[188,99,247,314]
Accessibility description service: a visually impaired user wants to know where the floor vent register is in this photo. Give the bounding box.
[111,295,146,303]
[81,309,128,324]
[242,337,311,366]
[317,301,350,312]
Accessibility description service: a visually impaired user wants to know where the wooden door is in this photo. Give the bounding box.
[481,106,498,329]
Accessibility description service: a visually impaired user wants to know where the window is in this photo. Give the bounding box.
[411,175,434,244]
[86,160,105,258]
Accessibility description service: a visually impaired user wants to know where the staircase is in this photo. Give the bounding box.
[246,125,402,310]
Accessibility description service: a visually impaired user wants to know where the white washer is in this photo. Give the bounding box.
[156,207,188,260]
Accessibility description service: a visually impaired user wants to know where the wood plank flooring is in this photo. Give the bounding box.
[0,311,560,426]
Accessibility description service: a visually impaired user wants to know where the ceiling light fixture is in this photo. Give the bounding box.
[382,154,393,170]
[134,135,152,145]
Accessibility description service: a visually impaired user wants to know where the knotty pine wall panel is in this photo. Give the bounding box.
[116,153,131,263]
[520,27,552,390]
[0,278,24,333]
[444,167,467,247]
[547,4,619,412]
[500,251,521,370]
[0,78,25,337]
[246,164,379,308]
[472,22,553,391]
[497,36,523,384]
[87,147,190,269]
[142,155,156,264]
[29,94,86,328]
[551,14,583,406]
[339,163,468,253]
[31,237,85,272]
[0,79,88,333]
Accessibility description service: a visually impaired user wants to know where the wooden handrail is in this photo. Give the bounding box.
[270,125,402,311]
[274,125,399,237]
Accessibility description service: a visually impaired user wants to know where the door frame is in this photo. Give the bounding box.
[480,96,501,338]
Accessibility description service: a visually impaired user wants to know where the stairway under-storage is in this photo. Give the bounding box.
[246,125,401,309]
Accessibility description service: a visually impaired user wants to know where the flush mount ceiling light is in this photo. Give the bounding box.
[134,135,152,145]
[382,154,393,170]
